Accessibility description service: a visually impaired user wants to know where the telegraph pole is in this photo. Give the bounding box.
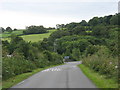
[54,39,58,52]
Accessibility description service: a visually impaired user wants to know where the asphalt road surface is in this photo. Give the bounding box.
[11,61,97,88]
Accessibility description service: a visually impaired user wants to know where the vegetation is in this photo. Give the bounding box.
[23,25,48,35]
[1,29,56,42]
[0,30,24,38]
[2,64,62,89]
[2,13,119,88]
[78,64,118,88]
[40,13,119,87]
[2,35,63,81]
[21,29,56,42]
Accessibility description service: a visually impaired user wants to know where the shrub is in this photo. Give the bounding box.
[23,25,47,34]
[2,56,36,80]
[82,46,118,80]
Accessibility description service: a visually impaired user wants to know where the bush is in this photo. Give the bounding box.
[23,25,47,34]
[43,50,63,65]
[2,56,36,80]
[2,35,64,81]
[82,46,118,80]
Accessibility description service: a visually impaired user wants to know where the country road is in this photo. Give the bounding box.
[10,61,97,88]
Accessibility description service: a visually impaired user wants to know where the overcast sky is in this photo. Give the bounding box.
[0,0,119,29]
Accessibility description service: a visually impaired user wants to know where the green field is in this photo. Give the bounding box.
[2,29,56,42]
[21,29,56,42]
[0,30,24,38]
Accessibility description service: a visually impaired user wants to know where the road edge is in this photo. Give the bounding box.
[78,64,118,89]
[2,64,64,89]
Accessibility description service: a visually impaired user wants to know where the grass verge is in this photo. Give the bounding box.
[78,64,118,89]
[2,64,63,89]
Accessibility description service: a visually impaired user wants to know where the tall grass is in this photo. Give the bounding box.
[82,46,118,81]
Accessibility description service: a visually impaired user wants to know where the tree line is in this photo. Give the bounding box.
[40,13,119,81]
[0,27,17,33]
[1,25,55,35]
[2,34,63,80]
[2,13,119,82]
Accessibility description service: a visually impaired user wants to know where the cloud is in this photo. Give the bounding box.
[0,0,118,29]
[0,10,81,29]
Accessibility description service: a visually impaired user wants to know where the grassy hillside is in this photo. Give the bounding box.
[21,29,56,42]
[0,30,24,38]
[2,29,56,42]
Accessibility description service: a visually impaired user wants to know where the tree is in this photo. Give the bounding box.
[88,17,99,26]
[70,26,86,35]
[0,27,5,33]
[79,20,88,26]
[65,22,79,30]
[85,45,99,56]
[24,25,47,34]
[110,14,119,25]
[6,35,24,54]
[6,27,12,33]
[49,30,70,42]
[56,24,60,30]
[78,39,90,52]
[72,48,81,60]
[103,15,112,25]
[56,24,65,30]
[10,34,23,44]
[92,25,109,38]
[14,28,17,31]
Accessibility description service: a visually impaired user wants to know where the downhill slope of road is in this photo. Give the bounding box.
[10,61,97,88]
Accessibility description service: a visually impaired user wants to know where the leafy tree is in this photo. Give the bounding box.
[6,27,12,33]
[40,38,53,51]
[10,34,23,44]
[70,26,87,35]
[92,25,109,38]
[110,14,119,25]
[65,22,79,30]
[71,48,81,60]
[14,28,17,31]
[79,20,88,26]
[49,30,70,42]
[43,50,53,62]
[0,27,5,33]
[85,45,99,56]
[88,17,99,26]
[56,24,65,30]
[24,25,47,34]
[103,15,112,25]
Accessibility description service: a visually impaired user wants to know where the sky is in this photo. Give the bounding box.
[0,0,119,29]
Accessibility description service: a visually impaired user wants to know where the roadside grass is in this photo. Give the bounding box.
[2,29,56,42]
[2,64,63,89]
[78,64,118,89]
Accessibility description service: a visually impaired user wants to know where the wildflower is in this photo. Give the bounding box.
[115,66,118,69]
[109,62,112,65]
